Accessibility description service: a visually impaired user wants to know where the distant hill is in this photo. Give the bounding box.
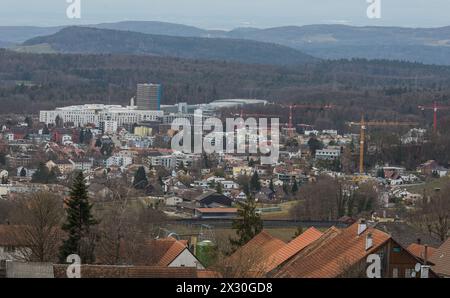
[21,27,318,66]
[93,21,212,37]
[224,24,450,65]
[0,40,12,48]
[0,26,63,43]
[5,21,450,64]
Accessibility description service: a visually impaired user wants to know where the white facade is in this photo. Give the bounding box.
[220,180,239,190]
[0,246,30,261]
[150,155,177,169]
[315,149,341,160]
[106,156,133,168]
[102,120,118,134]
[164,196,183,206]
[168,249,205,269]
[69,159,94,171]
[40,104,163,127]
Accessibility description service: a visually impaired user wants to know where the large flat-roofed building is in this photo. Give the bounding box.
[315,148,341,160]
[39,104,163,127]
[137,83,162,111]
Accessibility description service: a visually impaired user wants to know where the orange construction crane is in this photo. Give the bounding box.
[349,116,418,174]
[418,102,450,133]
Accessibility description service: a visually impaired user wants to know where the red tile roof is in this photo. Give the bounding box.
[226,230,286,276]
[53,265,220,278]
[274,223,391,278]
[266,227,323,272]
[157,239,188,267]
[195,208,237,213]
[110,237,192,267]
[430,238,450,277]
[407,243,437,262]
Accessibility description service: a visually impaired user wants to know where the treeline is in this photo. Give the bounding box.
[1,50,450,128]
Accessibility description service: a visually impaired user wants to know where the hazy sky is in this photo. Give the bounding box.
[1,0,450,29]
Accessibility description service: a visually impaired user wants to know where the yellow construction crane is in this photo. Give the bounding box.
[348,116,418,174]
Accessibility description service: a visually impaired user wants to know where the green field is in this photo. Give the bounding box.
[404,177,450,194]
[258,201,298,220]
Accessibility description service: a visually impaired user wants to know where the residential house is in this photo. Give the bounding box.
[430,238,450,277]
[164,196,183,207]
[417,160,447,177]
[220,180,239,190]
[70,158,94,171]
[255,188,276,201]
[273,221,438,278]
[273,166,302,184]
[54,160,73,174]
[232,166,254,178]
[149,155,177,170]
[6,154,33,168]
[106,155,133,168]
[315,149,341,160]
[141,238,205,269]
[194,208,238,219]
[51,265,219,278]
[87,183,113,201]
[407,243,437,263]
[192,191,234,208]
[225,228,323,277]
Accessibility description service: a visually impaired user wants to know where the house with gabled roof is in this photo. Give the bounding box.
[224,228,323,277]
[430,238,450,277]
[111,237,205,270]
[273,221,438,278]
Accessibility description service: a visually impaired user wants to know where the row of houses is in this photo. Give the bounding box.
[224,220,449,278]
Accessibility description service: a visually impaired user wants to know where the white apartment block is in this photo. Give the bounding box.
[106,156,133,168]
[39,104,163,127]
[315,149,341,160]
[149,155,177,169]
[102,120,118,134]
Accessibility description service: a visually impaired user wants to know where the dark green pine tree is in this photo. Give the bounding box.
[269,179,275,193]
[215,182,223,194]
[19,167,27,177]
[79,129,85,144]
[250,171,261,192]
[133,166,148,189]
[230,196,263,251]
[42,125,50,135]
[59,171,98,264]
[292,180,299,193]
[94,138,102,148]
[31,162,50,183]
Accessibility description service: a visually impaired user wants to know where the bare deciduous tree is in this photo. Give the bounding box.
[10,191,64,262]
[411,186,450,242]
[94,181,167,265]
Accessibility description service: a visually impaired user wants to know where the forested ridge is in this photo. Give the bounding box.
[1,49,450,131]
[22,26,317,66]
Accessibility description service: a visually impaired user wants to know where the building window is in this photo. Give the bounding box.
[4,246,16,253]
[392,268,399,278]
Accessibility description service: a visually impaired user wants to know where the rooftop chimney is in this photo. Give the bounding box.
[365,233,374,250]
[358,220,367,236]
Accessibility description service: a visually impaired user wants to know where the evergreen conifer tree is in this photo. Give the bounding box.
[59,171,98,263]
[230,196,263,250]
